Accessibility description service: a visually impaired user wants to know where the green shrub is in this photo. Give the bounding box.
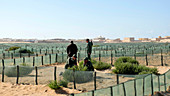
[48,80,60,90]
[19,49,34,54]
[113,57,158,75]
[8,46,20,51]
[68,62,88,71]
[93,62,111,70]
[93,45,100,47]
[114,57,139,67]
[79,59,111,70]
[90,59,98,64]
[138,71,152,75]
[58,79,68,87]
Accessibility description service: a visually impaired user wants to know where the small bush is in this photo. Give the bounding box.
[138,71,152,75]
[48,81,60,90]
[93,45,100,47]
[8,46,20,51]
[68,62,88,71]
[19,49,34,54]
[58,79,68,87]
[114,57,139,67]
[93,62,111,70]
[113,57,159,75]
[79,59,111,70]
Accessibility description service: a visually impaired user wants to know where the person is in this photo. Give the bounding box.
[86,39,93,60]
[83,57,94,71]
[67,41,78,57]
[65,54,77,69]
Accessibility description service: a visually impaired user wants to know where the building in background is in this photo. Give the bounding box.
[122,37,135,42]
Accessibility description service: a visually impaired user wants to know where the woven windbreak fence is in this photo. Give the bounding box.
[72,70,170,96]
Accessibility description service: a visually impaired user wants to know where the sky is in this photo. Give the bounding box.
[0,0,170,40]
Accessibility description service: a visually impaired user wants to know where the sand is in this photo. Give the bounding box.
[0,82,81,96]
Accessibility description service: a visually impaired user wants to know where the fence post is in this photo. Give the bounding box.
[122,83,126,96]
[54,66,56,81]
[40,49,41,54]
[35,66,38,85]
[46,49,48,55]
[23,57,25,64]
[52,49,53,54]
[73,68,76,89]
[62,52,64,63]
[94,72,96,90]
[11,53,13,59]
[49,54,51,64]
[2,66,5,82]
[164,74,166,91]
[111,52,113,66]
[2,59,4,67]
[145,54,148,66]
[78,52,80,63]
[116,74,119,84]
[41,56,44,65]
[28,53,30,57]
[3,53,5,59]
[110,86,113,96]
[55,53,58,62]
[158,75,160,91]
[33,57,35,66]
[99,53,101,62]
[161,50,163,66]
[16,65,19,84]
[92,90,94,96]
[151,74,154,95]
[134,79,137,96]
[143,77,145,96]
[152,50,154,56]
[134,53,136,60]
[14,58,16,65]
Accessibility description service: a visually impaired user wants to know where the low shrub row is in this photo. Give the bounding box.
[48,79,68,90]
[113,57,158,75]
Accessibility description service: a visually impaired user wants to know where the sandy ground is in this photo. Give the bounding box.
[0,82,81,96]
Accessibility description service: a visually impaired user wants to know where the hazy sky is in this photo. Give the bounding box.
[0,0,170,40]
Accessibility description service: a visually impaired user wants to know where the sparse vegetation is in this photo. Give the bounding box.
[93,61,111,70]
[113,57,159,75]
[78,59,111,70]
[48,80,60,90]
[93,45,100,47]
[8,46,21,51]
[19,49,34,54]
[58,79,68,87]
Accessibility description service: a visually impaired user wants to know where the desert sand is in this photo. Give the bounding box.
[0,82,81,96]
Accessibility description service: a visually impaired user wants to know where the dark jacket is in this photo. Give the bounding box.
[67,43,78,57]
[84,61,94,71]
[65,57,77,69]
[86,42,93,54]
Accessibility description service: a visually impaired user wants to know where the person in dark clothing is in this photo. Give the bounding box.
[67,41,78,57]
[86,39,93,60]
[65,54,77,69]
[83,57,94,71]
